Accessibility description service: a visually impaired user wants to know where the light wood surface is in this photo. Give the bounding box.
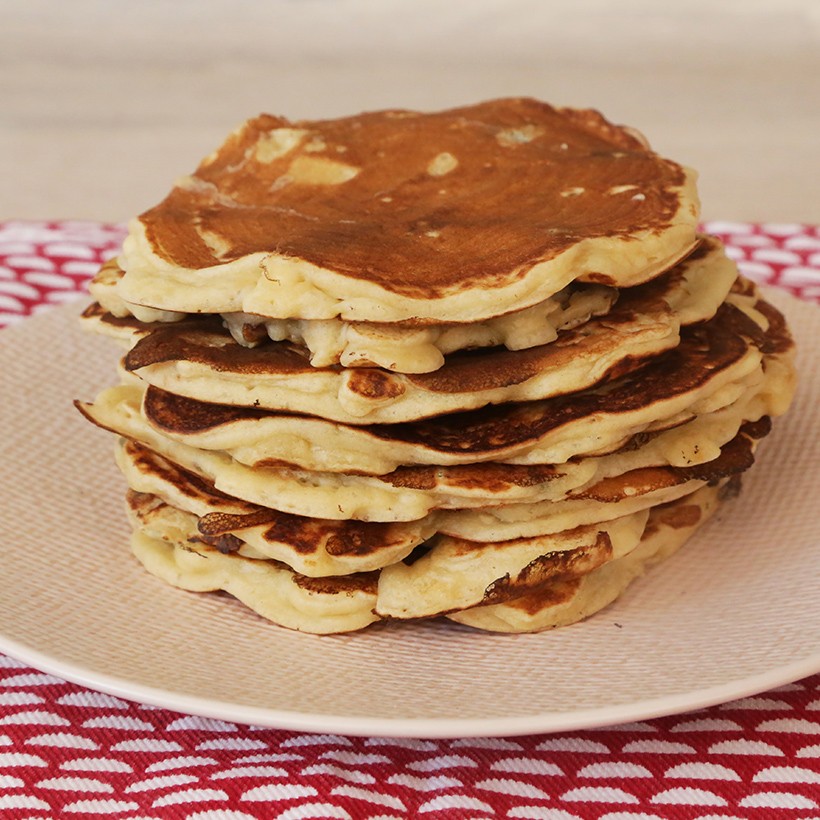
[3,0,818,223]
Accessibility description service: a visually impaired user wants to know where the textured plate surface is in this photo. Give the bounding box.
[0,293,818,738]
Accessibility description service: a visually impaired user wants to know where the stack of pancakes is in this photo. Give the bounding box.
[77,98,797,634]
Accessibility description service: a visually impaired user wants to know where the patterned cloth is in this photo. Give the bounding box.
[1,221,818,819]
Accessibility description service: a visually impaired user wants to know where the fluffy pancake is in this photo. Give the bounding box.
[117,440,436,576]
[108,383,773,577]
[90,257,618,373]
[101,376,763,528]
[112,374,775,516]
[125,481,725,634]
[128,499,380,635]
[114,432,594,518]
[116,243,739,423]
[376,510,650,620]
[448,481,725,632]
[157,366,777,479]
[117,98,700,325]
[435,419,766,540]
[114,288,791,475]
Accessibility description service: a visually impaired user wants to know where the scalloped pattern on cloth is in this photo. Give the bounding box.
[0,656,819,818]
[0,219,819,818]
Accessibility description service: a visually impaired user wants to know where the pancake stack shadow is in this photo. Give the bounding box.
[77,99,797,634]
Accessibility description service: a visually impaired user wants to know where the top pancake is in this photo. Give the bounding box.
[118,98,700,324]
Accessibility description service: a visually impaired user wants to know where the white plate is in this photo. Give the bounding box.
[1,294,818,738]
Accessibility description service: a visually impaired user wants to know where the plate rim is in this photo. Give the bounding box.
[1,631,817,738]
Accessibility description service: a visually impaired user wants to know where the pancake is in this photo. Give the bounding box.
[113,432,594,518]
[114,240,738,423]
[125,482,725,634]
[140,305,789,478]
[102,370,763,529]
[113,289,791,475]
[375,509,650,620]
[435,418,767,540]
[88,235,731,381]
[448,481,725,632]
[116,440,436,576]
[116,98,700,325]
[220,282,615,372]
[89,256,618,373]
[128,498,380,635]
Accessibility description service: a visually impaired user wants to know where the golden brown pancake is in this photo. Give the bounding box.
[124,480,729,633]
[88,236,734,376]
[125,292,787,472]
[116,245,739,424]
[127,494,381,635]
[375,509,651,620]
[117,440,436,576]
[102,384,765,528]
[447,482,727,633]
[117,98,700,324]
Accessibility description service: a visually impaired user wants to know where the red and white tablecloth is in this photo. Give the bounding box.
[0,220,819,819]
